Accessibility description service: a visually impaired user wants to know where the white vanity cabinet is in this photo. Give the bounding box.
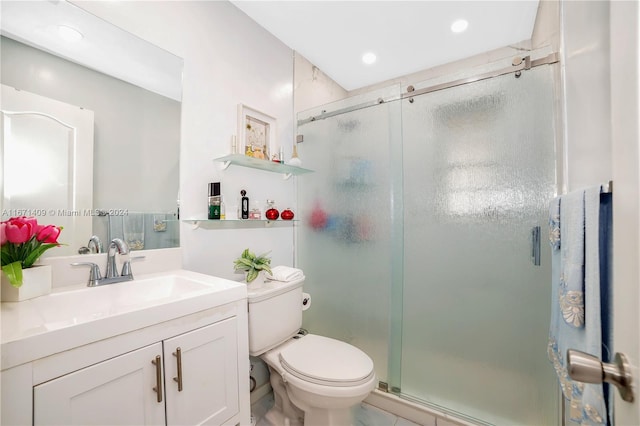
[1,270,251,426]
[32,317,240,426]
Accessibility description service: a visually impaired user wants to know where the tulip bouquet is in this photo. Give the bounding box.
[1,216,62,288]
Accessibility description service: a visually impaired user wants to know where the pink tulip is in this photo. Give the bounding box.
[15,216,39,237]
[0,222,7,246]
[5,219,33,244]
[36,225,61,244]
[12,217,38,239]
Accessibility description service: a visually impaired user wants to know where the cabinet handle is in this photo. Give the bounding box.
[152,355,163,403]
[173,347,183,392]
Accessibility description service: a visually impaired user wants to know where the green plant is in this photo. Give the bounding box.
[234,248,272,283]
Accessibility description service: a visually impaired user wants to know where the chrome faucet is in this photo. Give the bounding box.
[71,238,146,287]
[71,239,145,287]
[88,235,102,253]
[105,238,129,279]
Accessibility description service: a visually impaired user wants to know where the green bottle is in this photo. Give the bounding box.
[208,182,221,220]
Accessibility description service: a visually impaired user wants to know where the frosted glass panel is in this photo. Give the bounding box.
[400,66,558,424]
[297,87,402,383]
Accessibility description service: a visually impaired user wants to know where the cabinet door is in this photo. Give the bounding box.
[34,343,165,425]
[164,317,239,425]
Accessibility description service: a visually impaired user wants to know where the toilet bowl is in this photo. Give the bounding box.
[261,334,376,426]
[247,278,377,426]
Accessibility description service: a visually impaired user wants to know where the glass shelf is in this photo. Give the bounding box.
[183,218,298,230]
[214,154,313,178]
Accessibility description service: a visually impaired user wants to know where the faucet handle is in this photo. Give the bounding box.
[121,256,146,279]
[71,262,103,287]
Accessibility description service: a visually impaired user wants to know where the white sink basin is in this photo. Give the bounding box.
[30,273,225,326]
[1,269,246,370]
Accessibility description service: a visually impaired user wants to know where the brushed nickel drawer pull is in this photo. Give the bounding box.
[173,347,183,391]
[151,355,162,403]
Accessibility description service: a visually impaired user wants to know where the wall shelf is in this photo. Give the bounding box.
[183,219,298,230]
[214,154,312,179]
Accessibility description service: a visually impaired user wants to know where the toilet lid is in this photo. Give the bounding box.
[279,334,374,387]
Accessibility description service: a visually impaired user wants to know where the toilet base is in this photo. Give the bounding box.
[266,365,364,426]
[290,403,351,426]
[264,407,301,426]
[287,385,355,426]
[259,334,376,426]
[267,365,304,426]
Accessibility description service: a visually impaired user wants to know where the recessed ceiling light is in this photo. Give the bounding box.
[450,19,469,33]
[57,25,83,42]
[362,52,377,65]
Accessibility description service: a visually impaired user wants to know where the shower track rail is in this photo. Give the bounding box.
[297,52,559,126]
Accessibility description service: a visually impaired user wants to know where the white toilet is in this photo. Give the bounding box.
[247,277,377,426]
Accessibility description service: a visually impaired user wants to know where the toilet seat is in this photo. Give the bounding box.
[278,334,375,387]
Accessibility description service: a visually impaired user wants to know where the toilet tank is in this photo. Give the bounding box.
[247,277,304,356]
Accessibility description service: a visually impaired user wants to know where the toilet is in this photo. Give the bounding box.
[247,277,377,426]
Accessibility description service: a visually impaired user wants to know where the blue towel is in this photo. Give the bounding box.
[548,186,610,425]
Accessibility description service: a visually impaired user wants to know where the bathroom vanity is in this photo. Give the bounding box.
[0,270,251,426]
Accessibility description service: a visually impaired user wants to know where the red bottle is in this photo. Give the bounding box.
[281,208,295,221]
[265,200,279,220]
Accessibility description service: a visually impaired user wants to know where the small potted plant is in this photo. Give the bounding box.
[1,216,62,301]
[234,248,271,287]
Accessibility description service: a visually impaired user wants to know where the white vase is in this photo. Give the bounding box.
[246,270,265,290]
[1,264,52,302]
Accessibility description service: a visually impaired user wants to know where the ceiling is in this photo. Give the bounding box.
[231,1,540,91]
[0,0,183,101]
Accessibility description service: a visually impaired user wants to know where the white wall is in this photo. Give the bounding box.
[560,0,612,192]
[610,1,640,423]
[294,52,348,114]
[74,1,297,279]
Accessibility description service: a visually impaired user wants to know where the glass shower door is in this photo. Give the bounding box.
[400,65,559,424]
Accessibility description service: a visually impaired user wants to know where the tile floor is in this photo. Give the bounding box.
[251,392,421,426]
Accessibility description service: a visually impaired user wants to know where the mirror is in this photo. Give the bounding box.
[0,0,183,255]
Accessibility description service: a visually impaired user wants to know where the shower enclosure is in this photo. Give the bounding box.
[296,57,559,424]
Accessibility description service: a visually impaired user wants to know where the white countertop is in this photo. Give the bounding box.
[1,269,247,370]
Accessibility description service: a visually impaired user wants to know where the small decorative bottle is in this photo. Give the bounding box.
[241,190,249,219]
[249,200,262,220]
[265,200,279,220]
[288,144,301,167]
[281,208,295,221]
[208,182,221,220]
[231,135,237,154]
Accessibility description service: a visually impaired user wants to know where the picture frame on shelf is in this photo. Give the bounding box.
[237,104,276,161]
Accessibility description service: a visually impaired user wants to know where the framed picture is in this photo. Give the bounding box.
[237,104,276,160]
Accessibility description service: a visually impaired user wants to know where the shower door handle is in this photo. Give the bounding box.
[531,226,541,266]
